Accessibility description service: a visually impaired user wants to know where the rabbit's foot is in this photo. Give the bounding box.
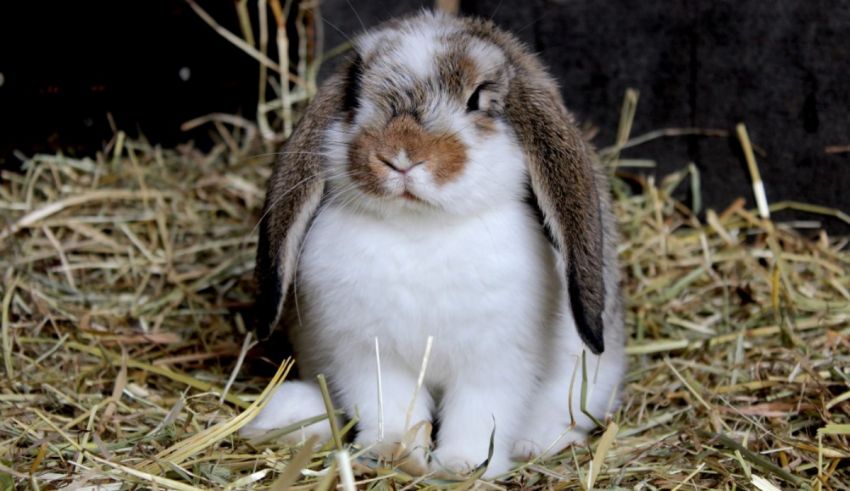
[512,424,588,461]
[429,446,512,480]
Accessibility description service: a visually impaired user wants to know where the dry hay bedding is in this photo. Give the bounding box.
[0,125,848,490]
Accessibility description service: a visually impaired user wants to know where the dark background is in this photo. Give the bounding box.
[2,0,848,232]
[0,1,259,162]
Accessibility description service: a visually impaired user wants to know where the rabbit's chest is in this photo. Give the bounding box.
[297,204,558,368]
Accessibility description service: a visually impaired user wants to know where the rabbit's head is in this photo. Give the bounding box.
[322,13,525,216]
[257,11,609,354]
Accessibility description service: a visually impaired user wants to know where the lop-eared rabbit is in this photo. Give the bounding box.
[243,11,625,478]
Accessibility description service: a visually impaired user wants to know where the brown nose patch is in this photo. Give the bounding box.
[348,114,468,195]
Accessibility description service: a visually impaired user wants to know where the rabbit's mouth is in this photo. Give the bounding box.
[401,190,421,201]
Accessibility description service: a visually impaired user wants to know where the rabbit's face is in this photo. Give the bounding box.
[322,15,527,216]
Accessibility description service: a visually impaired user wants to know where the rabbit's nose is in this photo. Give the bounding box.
[377,150,425,173]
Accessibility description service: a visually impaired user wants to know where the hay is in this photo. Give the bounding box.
[2,104,848,489]
[2,3,849,489]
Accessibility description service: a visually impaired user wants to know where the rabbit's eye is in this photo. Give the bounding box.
[466,85,482,112]
[466,81,499,114]
[342,55,363,114]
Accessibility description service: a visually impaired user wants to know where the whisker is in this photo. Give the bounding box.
[345,0,367,32]
[514,13,546,35]
[433,116,482,145]
[322,16,356,47]
[291,178,361,328]
[242,174,322,244]
[243,168,360,244]
[490,0,505,19]
[240,150,335,165]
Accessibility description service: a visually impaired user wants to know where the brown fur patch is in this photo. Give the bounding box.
[348,114,468,190]
[426,132,467,184]
[348,131,391,197]
[436,49,479,104]
[453,55,479,98]
[473,113,498,134]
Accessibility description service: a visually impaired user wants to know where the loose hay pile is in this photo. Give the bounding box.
[4,0,849,486]
[1,115,848,490]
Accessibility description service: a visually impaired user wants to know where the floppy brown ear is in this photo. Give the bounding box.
[254,73,349,339]
[506,79,607,354]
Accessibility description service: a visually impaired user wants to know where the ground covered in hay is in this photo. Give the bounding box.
[1,117,849,490]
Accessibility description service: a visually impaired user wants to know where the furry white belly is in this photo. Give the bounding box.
[293,202,559,383]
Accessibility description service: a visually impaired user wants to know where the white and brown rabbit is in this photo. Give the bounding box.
[242,11,625,478]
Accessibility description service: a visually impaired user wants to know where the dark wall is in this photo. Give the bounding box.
[321,0,850,232]
[0,1,260,163]
[2,1,848,231]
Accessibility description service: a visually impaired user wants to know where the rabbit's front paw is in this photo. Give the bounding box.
[429,446,512,479]
[355,425,431,475]
[363,440,428,475]
[429,447,480,477]
[512,425,588,461]
[239,381,333,446]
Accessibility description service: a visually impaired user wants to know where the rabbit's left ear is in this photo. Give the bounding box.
[254,74,347,340]
[506,79,607,354]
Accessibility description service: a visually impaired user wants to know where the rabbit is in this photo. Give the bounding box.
[241,10,626,479]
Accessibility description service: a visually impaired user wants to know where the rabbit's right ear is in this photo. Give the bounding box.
[506,75,607,355]
[255,61,359,339]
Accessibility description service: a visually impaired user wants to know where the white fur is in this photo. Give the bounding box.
[244,12,625,479]
[356,12,454,80]
[238,380,336,447]
[390,26,441,81]
[294,194,556,476]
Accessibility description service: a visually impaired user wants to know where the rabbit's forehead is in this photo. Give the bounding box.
[358,24,448,80]
[357,27,506,92]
